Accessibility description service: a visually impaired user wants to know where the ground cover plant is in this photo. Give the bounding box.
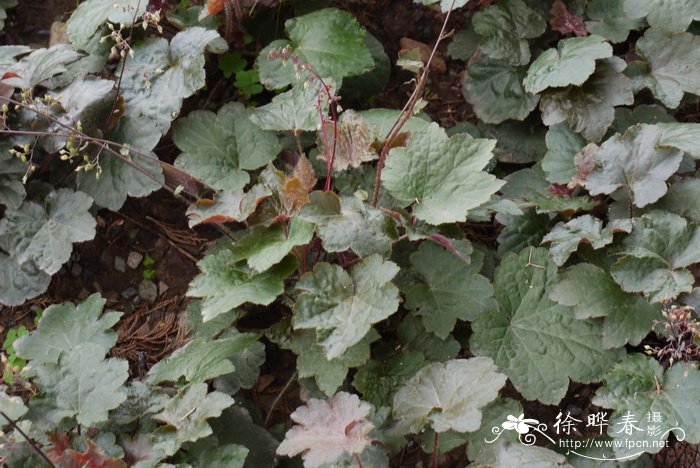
[2,0,700,466]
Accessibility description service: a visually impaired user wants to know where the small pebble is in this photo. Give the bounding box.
[92,281,103,293]
[127,251,143,269]
[158,281,169,296]
[121,286,138,299]
[114,256,126,273]
[99,251,111,265]
[139,280,158,303]
[70,263,82,277]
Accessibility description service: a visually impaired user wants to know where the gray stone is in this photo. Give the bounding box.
[121,286,138,299]
[139,280,158,303]
[158,281,169,296]
[127,251,144,269]
[114,256,126,273]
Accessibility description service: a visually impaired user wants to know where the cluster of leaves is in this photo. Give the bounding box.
[4,0,700,466]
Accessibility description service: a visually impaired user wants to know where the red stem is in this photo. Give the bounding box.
[371,0,457,206]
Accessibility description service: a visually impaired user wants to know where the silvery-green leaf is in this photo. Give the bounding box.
[66,0,147,50]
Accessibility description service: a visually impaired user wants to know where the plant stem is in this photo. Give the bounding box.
[0,411,55,468]
[353,452,364,468]
[264,370,297,427]
[431,431,439,468]
[371,0,457,206]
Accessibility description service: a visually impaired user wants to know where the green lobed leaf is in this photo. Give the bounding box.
[469,441,571,467]
[187,248,297,321]
[285,8,373,83]
[462,58,539,124]
[524,35,613,95]
[402,241,496,338]
[592,355,700,458]
[496,209,551,256]
[14,294,120,366]
[477,117,547,164]
[249,84,325,132]
[66,0,147,50]
[146,335,259,385]
[173,102,281,192]
[610,211,700,302]
[585,0,644,43]
[653,178,700,222]
[655,122,700,159]
[623,0,700,33]
[542,215,632,266]
[397,314,460,362]
[634,28,700,108]
[2,44,81,89]
[293,255,400,360]
[539,57,634,142]
[30,342,129,427]
[470,247,624,404]
[392,358,507,434]
[232,217,314,272]
[277,326,378,396]
[382,123,504,225]
[464,398,523,460]
[152,383,235,456]
[299,191,394,258]
[472,0,546,66]
[0,253,50,307]
[0,147,25,210]
[353,351,425,408]
[115,27,224,148]
[0,189,95,275]
[541,124,586,185]
[550,263,661,348]
[213,333,266,394]
[583,124,683,207]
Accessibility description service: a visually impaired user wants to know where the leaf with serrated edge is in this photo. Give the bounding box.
[584,124,682,207]
[277,392,374,468]
[0,253,50,306]
[232,217,314,272]
[353,351,425,408]
[186,185,271,228]
[472,0,546,66]
[634,29,700,108]
[299,191,393,258]
[524,35,612,95]
[462,58,538,124]
[382,123,504,225]
[392,358,506,434]
[470,247,624,404]
[285,329,378,396]
[14,294,120,366]
[542,215,632,266]
[541,124,586,185]
[66,0,147,50]
[188,249,297,321]
[174,102,280,192]
[33,343,129,427]
[403,241,496,338]
[540,57,633,142]
[285,8,373,83]
[153,383,234,456]
[147,335,259,385]
[592,355,700,458]
[293,255,400,359]
[0,188,95,275]
[465,398,523,460]
[470,441,571,467]
[623,0,700,33]
[586,0,644,43]
[610,211,700,302]
[550,264,661,348]
[250,84,325,132]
